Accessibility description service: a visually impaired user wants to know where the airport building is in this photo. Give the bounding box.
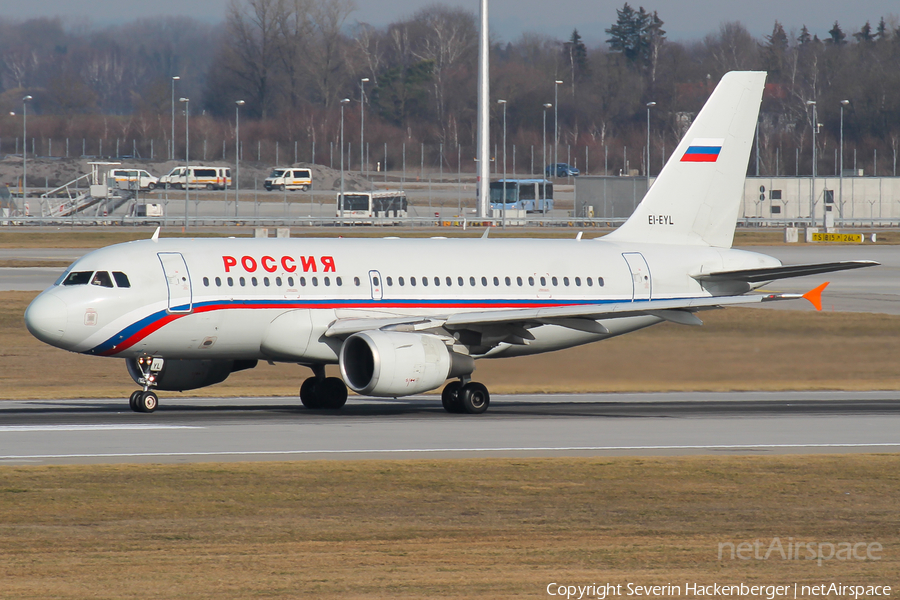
[575,176,900,225]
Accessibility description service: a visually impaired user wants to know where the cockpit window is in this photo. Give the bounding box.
[62,271,93,286]
[113,272,131,288]
[91,271,114,288]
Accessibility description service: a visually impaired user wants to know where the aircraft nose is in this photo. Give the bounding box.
[25,293,68,345]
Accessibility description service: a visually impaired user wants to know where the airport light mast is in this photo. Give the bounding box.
[476,0,490,218]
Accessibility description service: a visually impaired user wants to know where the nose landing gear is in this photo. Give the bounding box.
[129,355,162,413]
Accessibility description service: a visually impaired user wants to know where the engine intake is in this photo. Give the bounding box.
[126,358,257,391]
[340,331,474,397]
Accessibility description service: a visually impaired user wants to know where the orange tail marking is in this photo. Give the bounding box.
[802,282,830,312]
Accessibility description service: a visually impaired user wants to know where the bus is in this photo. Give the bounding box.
[489,179,553,213]
[337,191,408,219]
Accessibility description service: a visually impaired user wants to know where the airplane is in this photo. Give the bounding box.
[24,71,876,415]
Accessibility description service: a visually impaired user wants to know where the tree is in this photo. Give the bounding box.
[762,21,789,79]
[827,21,847,45]
[605,3,665,80]
[854,21,874,44]
[798,25,812,46]
[563,29,589,97]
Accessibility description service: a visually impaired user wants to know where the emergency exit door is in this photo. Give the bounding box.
[622,252,652,301]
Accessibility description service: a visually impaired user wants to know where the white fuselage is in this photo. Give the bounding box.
[26,236,780,364]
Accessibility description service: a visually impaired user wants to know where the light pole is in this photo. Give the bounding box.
[498,99,507,228]
[806,100,817,225]
[554,80,563,176]
[646,101,656,191]
[360,78,369,175]
[180,97,190,229]
[839,99,850,221]
[542,103,551,214]
[339,98,350,219]
[171,76,180,160]
[22,95,32,200]
[235,100,245,217]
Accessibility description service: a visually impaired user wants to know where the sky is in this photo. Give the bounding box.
[1,0,898,44]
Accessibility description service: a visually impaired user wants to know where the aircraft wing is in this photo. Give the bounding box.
[325,292,800,339]
[693,260,878,283]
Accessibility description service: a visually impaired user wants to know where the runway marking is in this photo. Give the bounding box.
[1,442,900,460]
[0,425,201,432]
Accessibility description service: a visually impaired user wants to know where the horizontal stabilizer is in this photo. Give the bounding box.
[694,260,878,283]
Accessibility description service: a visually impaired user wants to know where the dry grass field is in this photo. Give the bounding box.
[0,456,897,598]
[4,290,900,400]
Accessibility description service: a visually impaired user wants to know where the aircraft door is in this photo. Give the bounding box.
[158,252,193,313]
[622,252,651,301]
[368,270,383,300]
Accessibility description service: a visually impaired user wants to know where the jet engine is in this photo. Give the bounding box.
[126,358,258,392]
[339,331,474,397]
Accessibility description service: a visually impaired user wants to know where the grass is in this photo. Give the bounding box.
[5,291,900,400]
[0,456,897,598]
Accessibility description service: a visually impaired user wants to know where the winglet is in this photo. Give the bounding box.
[481,227,490,239]
[802,282,829,311]
[151,227,160,242]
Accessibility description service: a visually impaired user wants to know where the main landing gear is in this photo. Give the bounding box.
[129,355,161,413]
[300,365,348,410]
[441,379,490,414]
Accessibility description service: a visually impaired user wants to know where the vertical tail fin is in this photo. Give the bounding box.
[605,71,767,248]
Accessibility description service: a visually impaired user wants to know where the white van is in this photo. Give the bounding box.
[264,167,312,191]
[159,166,232,190]
[110,169,159,191]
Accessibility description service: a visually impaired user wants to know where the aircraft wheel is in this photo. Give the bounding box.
[137,391,158,413]
[300,377,322,409]
[320,377,348,410]
[460,382,490,414]
[129,390,142,412]
[441,381,464,413]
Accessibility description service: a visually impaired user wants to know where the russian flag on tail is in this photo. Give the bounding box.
[681,138,724,163]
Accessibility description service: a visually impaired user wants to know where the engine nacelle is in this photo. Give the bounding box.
[126,358,257,391]
[339,331,474,397]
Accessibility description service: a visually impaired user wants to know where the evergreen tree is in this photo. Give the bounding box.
[605,3,665,77]
[798,25,811,46]
[827,21,847,45]
[875,17,888,41]
[763,21,789,77]
[854,21,874,43]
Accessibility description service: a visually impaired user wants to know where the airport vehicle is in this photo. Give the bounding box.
[546,163,579,178]
[336,191,408,219]
[158,166,231,190]
[265,168,312,191]
[489,179,553,212]
[109,169,158,191]
[24,72,876,415]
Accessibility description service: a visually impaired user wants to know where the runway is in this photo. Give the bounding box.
[2,391,900,465]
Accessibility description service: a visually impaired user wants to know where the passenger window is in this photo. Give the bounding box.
[203,277,210,287]
[587,277,593,286]
[540,277,547,287]
[215,277,222,287]
[324,277,331,286]
[239,277,246,286]
[517,276,523,286]
[446,277,452,286]
[386,277,393,286]
[410,277,417,287]
[505,277,511,286]
[251,277,258,286]
[493,277,499,286]
[264,277,270,287]
[275,277,282,286]
[300,277,306,286]
[551,277,558,286]
[227,277,234,286]
[481,277,487,286]
[458,277,464,286]
[399,277,405,286]
[112,272,131,288]
[575,277,582,286]
[422,277,428,287]
[528,276,535,286]
[336,277,343,286]
[598,277,605,287]
[434,277,440,286]
[354,277,360,286]
[91,271,114,288]
[469,277,476,286]
[564,277,570,286]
